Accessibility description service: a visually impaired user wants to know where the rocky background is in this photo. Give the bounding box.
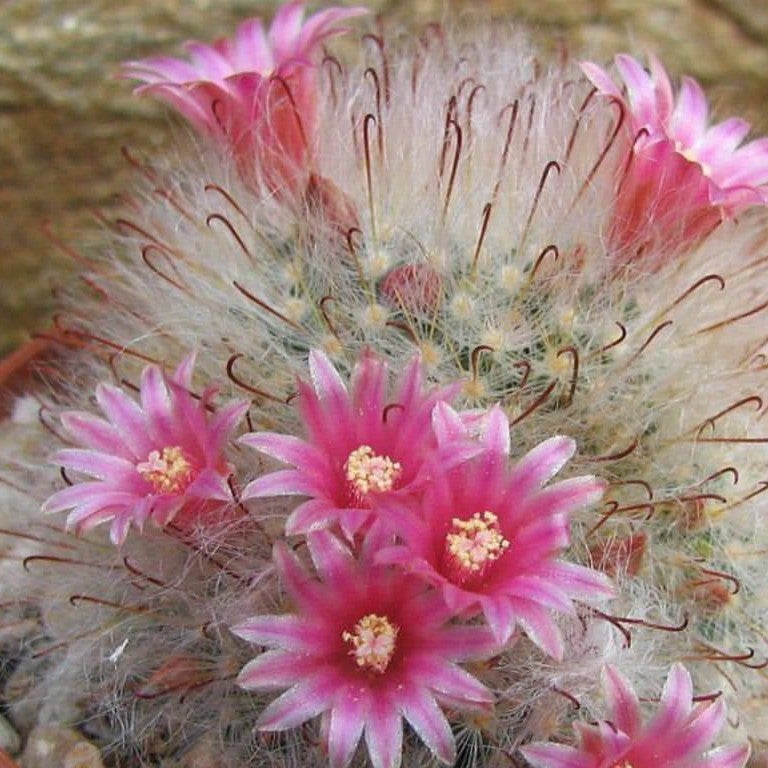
[1,0,768,358]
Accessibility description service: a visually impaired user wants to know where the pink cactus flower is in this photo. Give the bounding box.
[42,355,249,546]
[581,54,768,257]
[377,406,613,656]
[239,349,476,540]
[122,1,367,190]
[522,663,750,768]
[231,530,497,768]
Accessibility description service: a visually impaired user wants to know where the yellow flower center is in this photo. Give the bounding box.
[344,445,402,500]
[342,614,398,674]
[445,511,510,577]
[137,446,194,494]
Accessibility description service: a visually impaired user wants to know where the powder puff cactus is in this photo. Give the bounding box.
[5,2,768,766]
[378,406,613,654]
[240,349,475,539]
[232,530,497,768]
[523,664,749,768]
[122,1,367,189]
[582,54,768,254]
[42,355,249,545]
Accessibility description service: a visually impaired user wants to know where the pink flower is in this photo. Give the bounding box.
[42,355,249,546]
[522,663,750,768]
[377,406,613,656]
[581,55,768,256]
[239,349,476,540]
[122,1,367,190]
[231,530,497,768]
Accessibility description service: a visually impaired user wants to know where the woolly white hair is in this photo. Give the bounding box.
[1,11,767,767]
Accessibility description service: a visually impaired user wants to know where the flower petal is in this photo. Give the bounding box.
[602,665,641,736]
[398,688,455,765]
[522,743,594,768]
[328,688,369,768]
[364,694,403,768]
[257,670,338,730]
[230,614,329,653]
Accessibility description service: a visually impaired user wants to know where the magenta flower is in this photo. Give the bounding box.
[240,349,476,540]
[522,663,750,768]
[42,355,249,546]
[377,406,613,656]
[581,54,768,255]
[122,1,367,190]
[231,530,497,768]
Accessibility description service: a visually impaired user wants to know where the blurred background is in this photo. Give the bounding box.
[1,0,767,359]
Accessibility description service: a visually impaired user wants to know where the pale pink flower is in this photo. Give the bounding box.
[581,54,768,255]
[522,663,750,768]
[122,1,367,190]
[377,406,613,656]
[42,355,249,546]
[239,349,476,540]
[231,530,497,768]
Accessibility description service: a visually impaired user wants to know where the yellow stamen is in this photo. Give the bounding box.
[137,446,193,494]
[342,614,398,674]
[344,445,402,498]
[446,511,510,574]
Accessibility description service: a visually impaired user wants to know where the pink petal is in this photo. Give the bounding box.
[172,352,197,388]
[138,365,175,446]
[240,432,325,473]
[428,626,500,662]
[186,469,230,500]
[231,614,329,653]
[241,468,321,499]
[431,401,468,446]
[480,405,510,455]
[42,481,111,514]
[521,743,593,768]
[511,476,605,528]
[503,576,575,615]
[60,411,133,459]
[580,61,623,100]
[615,54,657,127]
[602,665,641,736]
[237,650,315,689]
[513,599,564,659]
[409,657,493,705]
[285,499,344,535]
[648,54,674,122]
[364,694,403,768]
[309,349,348,402]
[307,530,357,583]
[670,76,708,147]
[232,18,273,72]
[398,688,455,765]
[671,699,727,757]
[207,399,249,454]
[257,670,338,730]
[95,383,153,458]
[643,663,693,740]
[480,596,517,645]
[268,0,306,59]
[350,351,388,421]
[183,41,233,78]
[507,435,575,498]
[543,561,615,602]
[109,512,133,547]
[273,541,327,611]
[700,744,750,768]
[328,690,369,768]
[51,448,137,481]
